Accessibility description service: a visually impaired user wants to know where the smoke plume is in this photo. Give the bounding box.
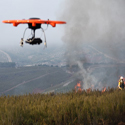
[59,0,125,89]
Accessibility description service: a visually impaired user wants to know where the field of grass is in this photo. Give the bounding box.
[0,65,71,96]
[0,88,124,125]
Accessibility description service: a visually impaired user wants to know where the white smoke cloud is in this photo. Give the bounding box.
[58,0,125,90]
[61,0,125,46]
[77,61,97,89]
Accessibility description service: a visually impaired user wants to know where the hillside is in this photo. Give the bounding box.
[0,65,71,96]
[1,62,125,96]
[0,44,125,95]
[1,44,122,67]
[1,45,66,66]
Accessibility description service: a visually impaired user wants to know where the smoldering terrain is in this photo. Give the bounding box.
[58,0,125,90]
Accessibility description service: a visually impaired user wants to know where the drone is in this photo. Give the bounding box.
[2,18,66,47]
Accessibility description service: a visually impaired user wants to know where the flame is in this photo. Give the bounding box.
[102,87,106,93]
[75,81,93,93]
[75,81,107,93]
[75,81,82,92]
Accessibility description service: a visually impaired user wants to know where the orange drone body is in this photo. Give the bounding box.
[2,18,66,27]
[2,18,66,47]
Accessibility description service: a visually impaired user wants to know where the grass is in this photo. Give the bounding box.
[0,88,124,125]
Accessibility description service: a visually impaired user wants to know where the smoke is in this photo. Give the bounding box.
[58,0,125,89]
[60,0,125,49]
[77,61,97,89]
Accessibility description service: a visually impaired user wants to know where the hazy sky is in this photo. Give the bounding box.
[0,0,64,47]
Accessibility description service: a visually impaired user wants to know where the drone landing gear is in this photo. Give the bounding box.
[20,27,47,47]
[25,29,42,45]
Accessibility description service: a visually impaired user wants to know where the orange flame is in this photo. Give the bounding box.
[102,87,106,93]
[75,81,82,92]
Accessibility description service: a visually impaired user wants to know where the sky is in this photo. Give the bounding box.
[0,0,64,48]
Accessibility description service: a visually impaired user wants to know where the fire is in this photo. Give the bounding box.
[74,81,93,93]
[75,81,107,93]
[102,87,106,93]
[75,81,82,92]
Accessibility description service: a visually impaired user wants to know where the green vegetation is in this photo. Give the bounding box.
[0,88,125,125]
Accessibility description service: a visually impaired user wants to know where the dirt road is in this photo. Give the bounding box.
[0,50,12,62]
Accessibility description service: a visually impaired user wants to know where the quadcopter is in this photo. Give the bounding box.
[2,18,66,47]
